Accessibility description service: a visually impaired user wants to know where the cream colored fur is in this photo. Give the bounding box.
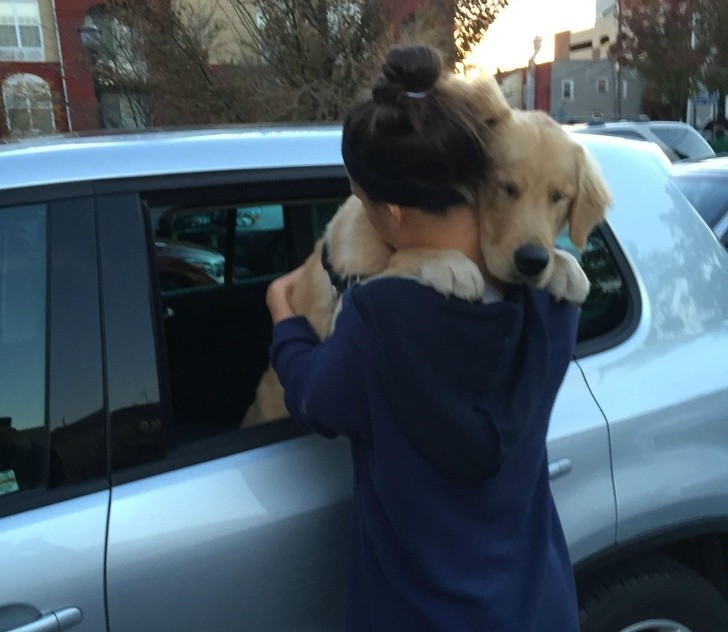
[242,72,611,426]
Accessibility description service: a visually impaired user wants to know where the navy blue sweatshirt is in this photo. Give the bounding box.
[270,277,580,632]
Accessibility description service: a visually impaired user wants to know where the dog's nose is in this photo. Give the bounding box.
[514,245,549,276]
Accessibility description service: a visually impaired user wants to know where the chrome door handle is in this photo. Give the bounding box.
[548,458,573,481]
[7,607,82,632]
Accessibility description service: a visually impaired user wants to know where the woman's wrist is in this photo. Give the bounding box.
[266,265,305,324]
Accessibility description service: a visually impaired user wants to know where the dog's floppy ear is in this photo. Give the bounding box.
[569,144,611,250]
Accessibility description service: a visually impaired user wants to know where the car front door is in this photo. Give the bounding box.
[100,181,353,632]
[0,197,109,632]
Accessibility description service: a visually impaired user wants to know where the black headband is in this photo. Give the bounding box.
[341,122,468,209]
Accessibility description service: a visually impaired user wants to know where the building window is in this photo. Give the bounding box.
[562,79,574,101]
[2,73,55,136]
[596,76,609,93]
[0,0,43,62]
[83,9,152,129]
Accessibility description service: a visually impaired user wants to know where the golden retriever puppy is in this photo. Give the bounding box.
[242,74,611,426]
[241,197,487,424]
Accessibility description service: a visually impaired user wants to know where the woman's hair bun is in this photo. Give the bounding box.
[382,45,442,93]
[373,45,442,110]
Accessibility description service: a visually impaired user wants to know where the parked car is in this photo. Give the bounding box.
[672,156,728,247]
[569,119,716,162]
[155,239,224,290]
[1,128,728,632]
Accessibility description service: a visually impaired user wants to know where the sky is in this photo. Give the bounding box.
[465,0,598,74]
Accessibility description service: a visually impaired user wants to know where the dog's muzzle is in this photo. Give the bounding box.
[513,244,550,277]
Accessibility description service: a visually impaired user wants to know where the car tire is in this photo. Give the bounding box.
[579,552,728,632]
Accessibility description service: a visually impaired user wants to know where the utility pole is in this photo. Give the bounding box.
[686,12,698,126]
[615,0,622,119]
[526,36,542,111]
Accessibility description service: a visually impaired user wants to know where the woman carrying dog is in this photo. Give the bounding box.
[266,45,580,632]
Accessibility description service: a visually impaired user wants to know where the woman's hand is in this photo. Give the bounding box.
[266,265,306,324]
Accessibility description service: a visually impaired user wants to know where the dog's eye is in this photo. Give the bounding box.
[500,182,519,198]
[551,190,565,204]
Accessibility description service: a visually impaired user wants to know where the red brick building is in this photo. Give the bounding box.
[0,0,103,137]
[0,0,453,138]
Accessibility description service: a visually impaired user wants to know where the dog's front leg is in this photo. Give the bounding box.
[376,248,485,301]
[546,249,590,304]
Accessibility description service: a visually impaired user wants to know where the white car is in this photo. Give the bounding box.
[0,129,727,632]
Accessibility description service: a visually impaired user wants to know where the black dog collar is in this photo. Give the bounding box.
[321,241,359,296]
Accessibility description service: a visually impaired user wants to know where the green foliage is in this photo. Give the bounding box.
[612,0,727,119]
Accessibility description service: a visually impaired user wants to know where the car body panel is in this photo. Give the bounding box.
[546,364,616,563]
[106,435,352,632]
[0,491,109,631]
[574,138,728,544]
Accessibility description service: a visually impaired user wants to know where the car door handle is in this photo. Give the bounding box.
[6,607,82,632]
[548,458,573,481]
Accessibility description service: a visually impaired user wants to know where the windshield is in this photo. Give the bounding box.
[650,125,716,161]
[673,174,728,227]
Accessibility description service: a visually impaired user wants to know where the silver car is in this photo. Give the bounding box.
[569,119,716,163]
[1,129,727,632]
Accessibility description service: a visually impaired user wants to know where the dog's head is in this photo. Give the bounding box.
[472,108,611,288]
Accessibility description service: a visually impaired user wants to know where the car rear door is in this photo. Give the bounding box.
[0,196,109,632]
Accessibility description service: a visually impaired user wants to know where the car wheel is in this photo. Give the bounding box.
[579,552,728,632]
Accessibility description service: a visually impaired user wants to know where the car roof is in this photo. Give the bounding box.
[567,120,692,131]
[0,125,344,191]
[0,124,665,192]
[672,155,728,175]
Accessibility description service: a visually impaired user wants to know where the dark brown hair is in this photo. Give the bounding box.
[342,45,490,212]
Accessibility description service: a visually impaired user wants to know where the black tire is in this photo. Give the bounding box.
[579,552,728,632]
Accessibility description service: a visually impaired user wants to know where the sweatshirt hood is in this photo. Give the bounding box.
[351,279,550,487]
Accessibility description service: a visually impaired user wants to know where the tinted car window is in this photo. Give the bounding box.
[0,204,47,497]
[577,230,630,344]
[556,228,631,345]
[153,203,289,289]
[48,198,106,487]
[672,175,728,227]
[650,125,715,160]
[144,193,347,447]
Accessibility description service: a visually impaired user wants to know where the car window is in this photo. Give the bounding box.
[557,228,631,345]
[0,204,47,497]
[578,230,631,344]
[144,192,347,449]
[672,175,728,227]
[650,125,715,160]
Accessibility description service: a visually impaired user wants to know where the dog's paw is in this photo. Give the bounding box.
[547,249,590,304]
[385,249,485,301]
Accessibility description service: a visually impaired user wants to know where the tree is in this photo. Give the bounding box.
[226,0,388,121]
[454,0,508,63]
[612,0,728,121]
[693,0,728,107]
[611,0,704,120]
[83,0,508,127]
